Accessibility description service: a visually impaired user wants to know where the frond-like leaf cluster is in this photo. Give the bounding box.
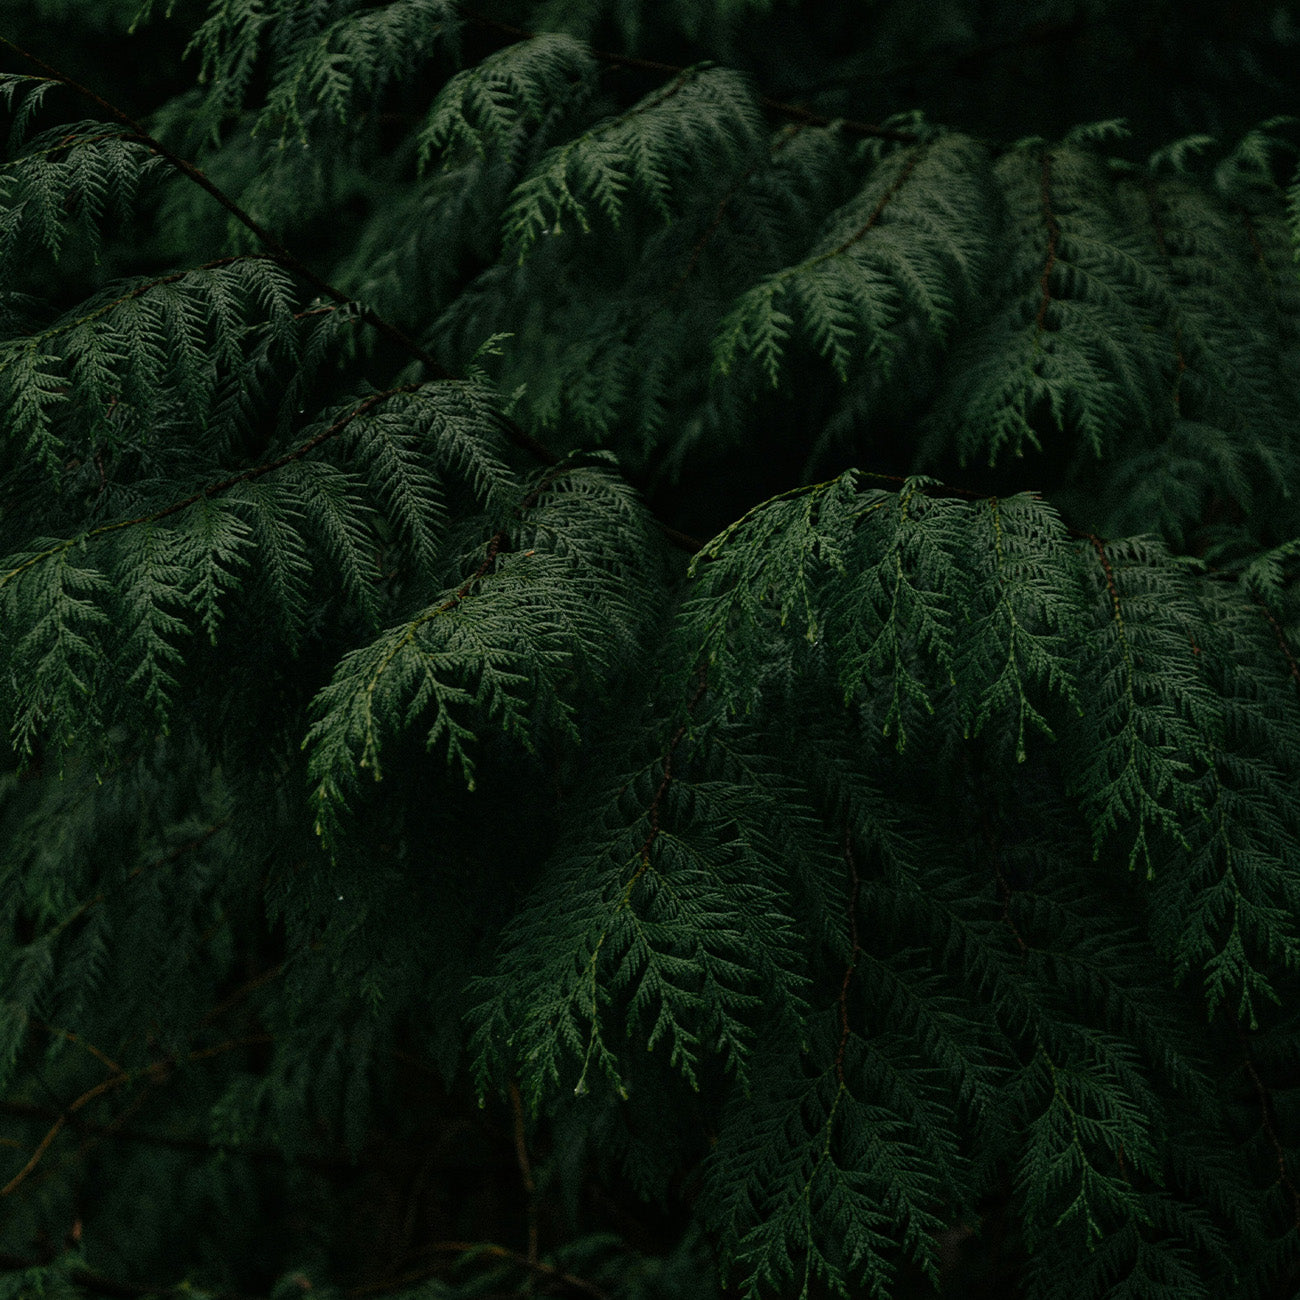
[503,64,763,257]
[3,7,1300,1300]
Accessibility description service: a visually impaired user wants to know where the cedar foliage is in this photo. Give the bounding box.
[2,2,1300,1297]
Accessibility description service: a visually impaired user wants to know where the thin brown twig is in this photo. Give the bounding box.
[1238,1028,1300,1232]
[78,1076,162,1164]
[829,142,927,259]
[1257,598,1300,697]
[27,1019,124,1076]
[1084,533,1122,621]
[43,818,233,943]
[1,1035,269,1197]
[349,1240,609,1299]
[2,1071,131,1197]
[508,1082,540,1272]
[664,125,807,300]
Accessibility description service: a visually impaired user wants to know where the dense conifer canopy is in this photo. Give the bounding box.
[2,2,1300,1297]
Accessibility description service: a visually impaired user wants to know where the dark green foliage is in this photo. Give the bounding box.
[3,3,1300,1298]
